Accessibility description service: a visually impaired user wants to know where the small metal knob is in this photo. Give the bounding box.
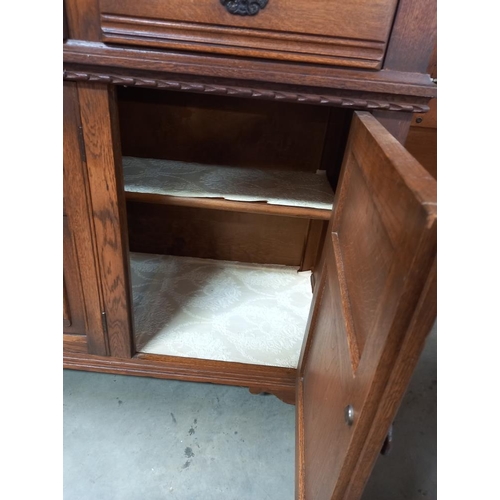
[220,0,269,16]
[344,405,354,426]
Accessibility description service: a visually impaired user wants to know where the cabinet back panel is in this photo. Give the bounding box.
[117,87,329,172]
[127,201,310,267]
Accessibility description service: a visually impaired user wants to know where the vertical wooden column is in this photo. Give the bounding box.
[383,0,437,74]
[78,83,134,359]
[64,82,109,355]
[372,0,436,145]
[64,0,101,40]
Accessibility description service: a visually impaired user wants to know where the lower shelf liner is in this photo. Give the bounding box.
[131,252,313,368]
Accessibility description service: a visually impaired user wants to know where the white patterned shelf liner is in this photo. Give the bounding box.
[131,252,313,368]
[123,156,334,210]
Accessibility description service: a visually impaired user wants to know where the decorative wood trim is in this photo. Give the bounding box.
[332,232,360,371]
[63,351,297,396]
[63,41,436,99]
[64,70,430,112]
[100,14,385,68]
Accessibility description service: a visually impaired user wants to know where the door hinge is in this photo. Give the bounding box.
[77,126,87,163]
[101,311,108,335]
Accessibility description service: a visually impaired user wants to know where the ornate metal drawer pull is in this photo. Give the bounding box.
[220,0,269,16]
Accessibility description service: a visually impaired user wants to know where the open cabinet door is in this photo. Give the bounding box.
[296,112,437,500]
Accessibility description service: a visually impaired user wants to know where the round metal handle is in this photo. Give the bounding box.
[220,0,269,16]
[344,405,354,426]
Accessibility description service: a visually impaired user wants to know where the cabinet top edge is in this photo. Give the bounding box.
[63,40,437,102]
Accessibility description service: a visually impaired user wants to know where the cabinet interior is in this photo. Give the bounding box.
[116,86,352,368]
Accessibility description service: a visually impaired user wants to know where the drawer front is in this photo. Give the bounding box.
[100,0,399,69]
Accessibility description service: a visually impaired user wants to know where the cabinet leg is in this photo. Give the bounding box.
[248,387,296,405]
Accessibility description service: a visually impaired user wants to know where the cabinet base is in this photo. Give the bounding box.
[63,349,296,404]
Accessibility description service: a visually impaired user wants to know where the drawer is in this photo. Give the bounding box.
[99,0,399,69]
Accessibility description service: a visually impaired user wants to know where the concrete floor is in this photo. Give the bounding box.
[64,323,436,500]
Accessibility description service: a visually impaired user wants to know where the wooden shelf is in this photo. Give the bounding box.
[130,252,313,368]
[123,156,334,220]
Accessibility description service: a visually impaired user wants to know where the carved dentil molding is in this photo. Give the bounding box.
[63,70,430,113]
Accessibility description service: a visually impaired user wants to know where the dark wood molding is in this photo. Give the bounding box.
[100,14,385,68]
[63,41,436,99]
[63,351,297,398]
[64,69,431,112]
[98,0,396,68]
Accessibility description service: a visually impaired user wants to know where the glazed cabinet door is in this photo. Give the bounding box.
[296,112,436,500]
[63,82,109,356]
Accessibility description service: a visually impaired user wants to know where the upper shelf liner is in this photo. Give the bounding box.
[122,156,335,210]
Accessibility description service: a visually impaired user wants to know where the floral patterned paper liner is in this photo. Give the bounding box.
[131,252,313,368]
[123,156,334,210]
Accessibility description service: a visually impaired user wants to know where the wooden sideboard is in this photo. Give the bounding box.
[63,1,437,498]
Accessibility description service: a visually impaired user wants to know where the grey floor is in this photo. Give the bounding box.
[64,323,436,500]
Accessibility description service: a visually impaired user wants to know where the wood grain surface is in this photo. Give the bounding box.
[63,82,108,355]
[77,83,134,358]
[99,0,397,67]
[63,41,436,101]
[126,201,311,267]
[117,86,329,172]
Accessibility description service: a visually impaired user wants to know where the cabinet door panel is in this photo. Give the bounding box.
[296,112,436,500]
